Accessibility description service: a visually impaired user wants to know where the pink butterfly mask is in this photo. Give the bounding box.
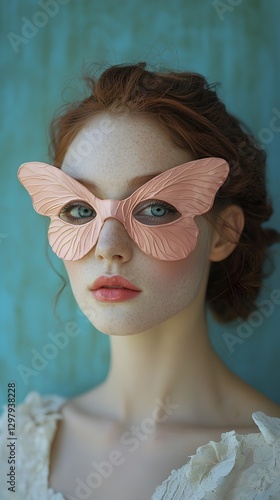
[17,158,229,261]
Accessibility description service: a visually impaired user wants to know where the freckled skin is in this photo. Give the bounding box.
[49,113,280,500]
[62,112,212,336]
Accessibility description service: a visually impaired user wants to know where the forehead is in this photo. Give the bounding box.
[61,113,192,198]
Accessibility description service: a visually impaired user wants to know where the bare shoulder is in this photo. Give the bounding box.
[227,371,280,423]
[248,389,280,418]
[49,383,122,495]
[62,381,117,421]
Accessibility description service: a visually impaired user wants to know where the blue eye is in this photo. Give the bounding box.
[133,200,181,225]
[71,206,93,218]
[59,202,96,225]
[153,206,164,216]
[142,204,168,217]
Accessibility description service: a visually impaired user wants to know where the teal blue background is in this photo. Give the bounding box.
[1,0,280,407]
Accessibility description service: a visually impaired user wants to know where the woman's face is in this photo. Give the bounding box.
[61,113,213,335]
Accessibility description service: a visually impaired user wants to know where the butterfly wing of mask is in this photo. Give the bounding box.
[18,158,229,261]
[17,162,103,260]
[117,157,229,260]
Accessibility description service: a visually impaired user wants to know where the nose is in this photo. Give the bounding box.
[94,218,133,263]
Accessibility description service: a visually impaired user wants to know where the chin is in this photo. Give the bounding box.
[83,307,185,337]
[86,317,149,336]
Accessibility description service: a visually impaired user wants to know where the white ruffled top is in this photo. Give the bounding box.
[0,392,280,499]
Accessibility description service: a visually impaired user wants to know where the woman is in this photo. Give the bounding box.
[2,63,280,499]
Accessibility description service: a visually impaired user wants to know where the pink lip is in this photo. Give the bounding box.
[90,275,142,303]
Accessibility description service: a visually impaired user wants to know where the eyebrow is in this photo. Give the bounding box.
[76,172,163,194]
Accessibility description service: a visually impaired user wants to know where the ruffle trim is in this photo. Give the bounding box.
[1,392,280,499]
[152,411,280,499]
[0,391,65,500]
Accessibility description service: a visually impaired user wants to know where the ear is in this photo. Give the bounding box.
[208,205,245,262]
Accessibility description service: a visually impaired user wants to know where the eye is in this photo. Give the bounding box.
[59,201,96,225]
[133,200,181,225]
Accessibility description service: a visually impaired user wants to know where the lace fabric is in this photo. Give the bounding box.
[0,392,280,499]
[152,412,280,500]
[0,392,65,499]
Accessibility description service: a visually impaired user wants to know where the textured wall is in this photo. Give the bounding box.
[1,0,280,407]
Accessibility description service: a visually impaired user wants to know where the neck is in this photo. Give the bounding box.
[102,305,226,426]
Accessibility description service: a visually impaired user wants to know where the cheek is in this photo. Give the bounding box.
[62,220,212,335]
[150,219,211,290]
[146,239,209,305]
[63,261,85,299]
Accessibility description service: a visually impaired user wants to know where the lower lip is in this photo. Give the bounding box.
[91,288,142,302]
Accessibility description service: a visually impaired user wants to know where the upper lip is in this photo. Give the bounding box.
[90,275,142,291]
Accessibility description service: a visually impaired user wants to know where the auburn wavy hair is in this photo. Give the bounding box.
[49,62,280,322]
